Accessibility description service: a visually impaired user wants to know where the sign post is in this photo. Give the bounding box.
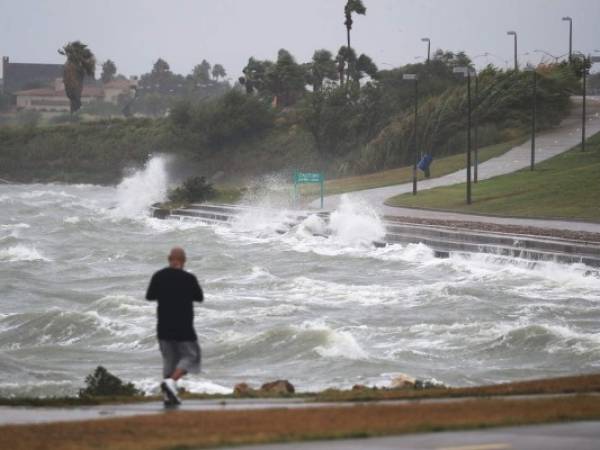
[293,171,325,209]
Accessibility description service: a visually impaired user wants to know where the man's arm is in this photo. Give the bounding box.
[192,275,204,303]
[146,273,159,301]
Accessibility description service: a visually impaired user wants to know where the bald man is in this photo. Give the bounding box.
[146,247,204,406]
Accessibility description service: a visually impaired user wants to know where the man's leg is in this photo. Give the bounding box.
[169,367,188,381]
[159,340,181,405]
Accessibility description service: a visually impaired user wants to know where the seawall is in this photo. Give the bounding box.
[152,203,600,268]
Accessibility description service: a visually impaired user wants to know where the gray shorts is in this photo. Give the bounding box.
[159,340,201,378]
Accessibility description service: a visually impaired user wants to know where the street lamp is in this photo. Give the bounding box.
[421,37,431,63]
[507,31,518,70]
[453,66,476,204]
[403,73,419,195]
[562,17,573,61]
[524,66,538,170]
[534,49,567,63]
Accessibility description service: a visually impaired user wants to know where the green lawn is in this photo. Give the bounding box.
[298,138,525,199]
[386,132,600,222]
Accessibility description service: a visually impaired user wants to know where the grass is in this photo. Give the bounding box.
[386,131,600,222]
[1,395,599,450]
[295,137,526,201]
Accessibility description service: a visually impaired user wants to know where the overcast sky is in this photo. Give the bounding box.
[1,0,599,79]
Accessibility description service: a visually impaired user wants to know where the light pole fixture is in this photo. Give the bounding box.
[421,37,431,63]
[507,31,518,70]
[534,49,566,63]
[403,73,419,195]
[524,66,538,170]
[453,66,476,204]
[562,17,573,61]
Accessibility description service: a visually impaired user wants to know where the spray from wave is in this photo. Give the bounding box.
[112,156,170,218]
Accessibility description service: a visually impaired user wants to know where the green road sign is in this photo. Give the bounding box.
[293,171,325,209]
[294,172,323,183]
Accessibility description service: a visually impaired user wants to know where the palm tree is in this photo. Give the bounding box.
[344,0,366,49]
[211,64,227,81]
[58,41,96,114]
[343,0,366,84]
[100,59,117,84]
[310,50,338,92]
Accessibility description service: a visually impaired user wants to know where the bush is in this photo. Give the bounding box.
[170,90,275,148]
[168,176,216,204]
[79,366,141,397]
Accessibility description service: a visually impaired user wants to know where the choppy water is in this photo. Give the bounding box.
[1,158,599,397]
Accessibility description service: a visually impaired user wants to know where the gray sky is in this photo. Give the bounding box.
[1,0,599,79]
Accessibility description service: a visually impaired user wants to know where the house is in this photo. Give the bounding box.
[2,56,64,94]
[103,78,136,104]
[14,78,135,113]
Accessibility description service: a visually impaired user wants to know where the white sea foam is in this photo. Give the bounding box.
[297,320,369,360]
[328,195,385,246]
[112,156,170,218]
[134,377,232,395]
[63,216,81,224]
[0,245,49,262]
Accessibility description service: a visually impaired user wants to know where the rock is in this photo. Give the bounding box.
[260,379,295,395]
[233,383,254,397]
[390,373,416,389]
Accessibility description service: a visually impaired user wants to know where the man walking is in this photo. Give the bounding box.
[146,247,204,406]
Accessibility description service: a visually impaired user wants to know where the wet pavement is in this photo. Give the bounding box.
[218,421,600,450]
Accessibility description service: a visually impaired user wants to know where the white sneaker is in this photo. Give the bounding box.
[160,378,181,405]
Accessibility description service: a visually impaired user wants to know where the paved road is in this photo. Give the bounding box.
[218,421,600,450]
[313,98,600,233]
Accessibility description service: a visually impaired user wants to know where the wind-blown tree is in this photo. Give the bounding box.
[100,59,117,83]
[150,58,172,83]
[354,53,378,81]
[211,64,227,81]
[239,57,274,95]
[344,0,366,49]
[193,59,212,82]
[336,46,356,87]
[267,49,307,106]
[58,41,96,113]
[307,49,338,92]
[343,0,366,84]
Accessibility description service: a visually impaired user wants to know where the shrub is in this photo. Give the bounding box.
[168,176,216,204]
[79,366,142,398]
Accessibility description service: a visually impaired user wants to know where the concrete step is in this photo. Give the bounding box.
[151,204,600,268]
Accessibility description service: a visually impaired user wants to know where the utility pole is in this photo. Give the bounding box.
[403,74,419,194]
[582,57,587,152]
[562,17,573,61]
[453,67,474,204]
[473,74,479,182]
[507,31,518,70]
[524,67,538,169]
[421,38,431,63]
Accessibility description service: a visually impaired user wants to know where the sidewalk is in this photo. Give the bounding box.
[218,421,600,450]
[314,98,600,234]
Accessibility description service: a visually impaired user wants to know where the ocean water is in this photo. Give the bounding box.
[1,157,599,397]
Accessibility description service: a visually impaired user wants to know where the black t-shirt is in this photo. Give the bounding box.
[145,267,204,341]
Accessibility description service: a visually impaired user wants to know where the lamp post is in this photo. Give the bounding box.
[582,55,588,152]
[453,66,475,204]
[473,73,479,183]
[524,66,538,170]
[421,38,431,63]
[562,17,573,61]
[403,73,419,195]
[507,31,518,70]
